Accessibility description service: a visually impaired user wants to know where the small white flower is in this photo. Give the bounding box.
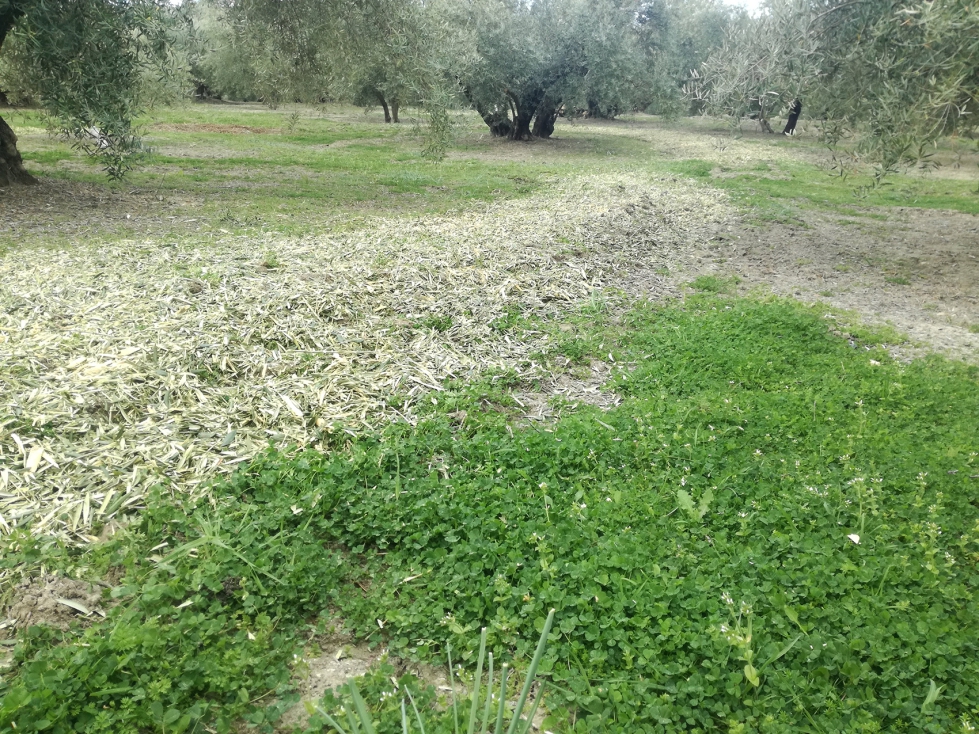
[847,534,860,544]
[869,359,881,366]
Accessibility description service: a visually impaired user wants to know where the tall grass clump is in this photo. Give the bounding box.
[311,614,555,734]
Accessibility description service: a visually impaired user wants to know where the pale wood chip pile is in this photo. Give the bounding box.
[0,173,732,543]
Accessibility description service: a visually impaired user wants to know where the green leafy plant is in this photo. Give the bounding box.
[4,296,979,733]
[262,250,282,269]
[417,314,454,333]
[676,487,713,522]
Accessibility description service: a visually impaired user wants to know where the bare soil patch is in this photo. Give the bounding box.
[3,575,106,633]
[150,123,280,135]
[687,206,979,362]
[280,644,381,731]
[0,178,207,249]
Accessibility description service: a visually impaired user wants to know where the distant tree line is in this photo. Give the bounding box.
[1,0,975,184]
[180,0,742,139]
[0,0,741,179]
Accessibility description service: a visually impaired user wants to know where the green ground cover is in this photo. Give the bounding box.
[4,295,977,733]
[662,158,979,222]
[4,105,621,237]
[5,105,977,249]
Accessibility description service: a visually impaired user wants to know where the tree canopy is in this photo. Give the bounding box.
[694,0,979,173]
[0,0,176,185]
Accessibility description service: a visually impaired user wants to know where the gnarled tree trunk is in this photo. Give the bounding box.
[532,99,559,139]
[509,88,544,140]
[463,83,559,141]
[390,100,399,123]
[511,109,534,140]
[586,99,617,119]
[375,90,392,123]
[0,114,35,186]
[0,2,34,186]
[465,94,512,137]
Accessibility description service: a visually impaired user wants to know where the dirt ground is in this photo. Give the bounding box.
[0,178,209,249]
[279,629,477,732]
[686,206,979,363]
[0,575,108,668]
[2,575,107,631]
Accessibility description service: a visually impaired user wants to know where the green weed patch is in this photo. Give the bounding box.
[3,297,978,733]
[688,274,741,294]
[657,153,979,219]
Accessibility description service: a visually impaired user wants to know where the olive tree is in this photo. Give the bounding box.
[333,0,439,123]
[694,0,978,177]
[818,0,979,176]
[190,0,340,106]
[443,0,647,140]
[0,0,175,185]
[189,0,428,110]
[691,0,818,133]
[637,0,745,117]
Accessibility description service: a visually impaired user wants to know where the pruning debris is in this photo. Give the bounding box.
[0,173,731,542]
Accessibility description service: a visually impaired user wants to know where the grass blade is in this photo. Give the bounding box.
[505,609,555,734]
[348,679,376,734]
[763,634,802,668]
[312,705,350,734]
[493,664,510,734]
[448,642,459,733]
[516,682,546,734]
[479,653,494,734]
[406,687,428,734]
[344,703,362,734]
[401,698,409,734]
[468,628,488,734]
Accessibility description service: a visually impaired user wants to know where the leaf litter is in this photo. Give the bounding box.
[0,173,732,545]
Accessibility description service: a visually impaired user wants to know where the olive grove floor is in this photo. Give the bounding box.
[1,104,977,545]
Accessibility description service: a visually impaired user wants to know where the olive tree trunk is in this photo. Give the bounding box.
[531,100,559,139]
[0,113,35,186]
[462,84,559,141]
[465,94,512,137]
[0,3,35,186]
[375,90,392,123]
